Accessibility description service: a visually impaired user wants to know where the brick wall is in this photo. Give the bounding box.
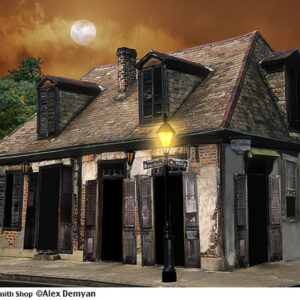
[1,165,26,248]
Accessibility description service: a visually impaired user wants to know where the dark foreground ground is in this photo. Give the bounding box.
[0,257,300,287]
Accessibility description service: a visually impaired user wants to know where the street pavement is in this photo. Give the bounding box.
[0,257,300,287]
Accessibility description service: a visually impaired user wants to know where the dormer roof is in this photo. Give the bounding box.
[136,50,212,76]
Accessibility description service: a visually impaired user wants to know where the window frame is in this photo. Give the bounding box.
[139,64,166,125]
[283,154,299,220]
[2,170,24,231]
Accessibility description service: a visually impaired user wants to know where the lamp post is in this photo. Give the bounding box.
[156,114,176,282]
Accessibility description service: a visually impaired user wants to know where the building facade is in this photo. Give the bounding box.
[0,31,300,271]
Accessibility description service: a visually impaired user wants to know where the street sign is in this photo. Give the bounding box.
[143,159,164,170]
[168,158,188,168]
[230,139,251,153]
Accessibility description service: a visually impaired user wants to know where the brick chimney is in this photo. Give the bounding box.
[117,47,137,97]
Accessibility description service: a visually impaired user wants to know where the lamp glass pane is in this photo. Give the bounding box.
[158,132,174,150]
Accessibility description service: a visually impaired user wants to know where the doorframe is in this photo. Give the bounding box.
[97,159,126,261]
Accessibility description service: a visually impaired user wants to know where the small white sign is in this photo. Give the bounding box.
[230,139,251,152]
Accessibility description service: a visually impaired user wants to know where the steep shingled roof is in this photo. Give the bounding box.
[0,31,292,159]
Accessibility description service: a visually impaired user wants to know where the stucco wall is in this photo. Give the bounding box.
[198,165,218,254]
[223,143,245,270]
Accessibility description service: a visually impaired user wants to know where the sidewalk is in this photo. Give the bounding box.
[0,257,300,287]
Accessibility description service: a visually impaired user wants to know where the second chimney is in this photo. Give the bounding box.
[117,47,137,97]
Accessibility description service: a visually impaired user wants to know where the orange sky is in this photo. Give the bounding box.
[0,0,299,79]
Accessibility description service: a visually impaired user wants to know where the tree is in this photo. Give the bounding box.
[8,56,43,84]
[0,77,37,139]
[0,56,43,139]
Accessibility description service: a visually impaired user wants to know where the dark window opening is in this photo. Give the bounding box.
[4,174,13,228]
[286,196,296,218]
[140,66,163,124]
[287,68,300,131]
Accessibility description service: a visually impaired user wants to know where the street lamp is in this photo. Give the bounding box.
[156,114,176,283]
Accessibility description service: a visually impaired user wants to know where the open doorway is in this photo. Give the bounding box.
[247,156,275,266]
[37,166,60,251]
[100,178,123,261]
[154,174,184,266]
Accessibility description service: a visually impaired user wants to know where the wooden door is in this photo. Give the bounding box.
[123,178,137,264]
[183,173,200,268]
[268,175,282,261]
[59,166,73,253]
[235,174,249,267]
[138,176,155,266]
[83,180,98,261]
[24,174,38,249]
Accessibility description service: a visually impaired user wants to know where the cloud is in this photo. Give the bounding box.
[0,0,299,79]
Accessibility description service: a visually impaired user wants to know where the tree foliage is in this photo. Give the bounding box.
[8,56,43,84]
[0,56,43,139]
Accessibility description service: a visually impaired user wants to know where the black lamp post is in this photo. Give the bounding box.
[156,114,176,283]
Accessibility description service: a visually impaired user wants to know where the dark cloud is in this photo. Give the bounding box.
[0,0,299,79]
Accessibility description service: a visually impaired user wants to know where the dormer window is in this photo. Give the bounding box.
[137,50,211,125]
[260,49,300,132]
[141,65,164,124]
[37,76,101,139]
[287,67,300,131]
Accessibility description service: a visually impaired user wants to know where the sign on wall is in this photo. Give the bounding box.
[230,139,251,153]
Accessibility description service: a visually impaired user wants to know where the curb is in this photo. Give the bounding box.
[0,274,146,288]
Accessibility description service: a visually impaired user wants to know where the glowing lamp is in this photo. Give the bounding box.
[126,150,135,166]
[22,162,30,175]
[156,115,175,155]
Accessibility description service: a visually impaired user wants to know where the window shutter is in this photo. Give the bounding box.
[47,88,57,135]
[84,180,97,261]
[268,175,282,261]
[0,175,6,227]
[59,166,73,253]
[138,176,154,266]
[11,171,24,229]
[153,66,163,121]
[234,174,249,267]
[142,69,153,123]
[123,178,137,264]
[182,173,200,268]
[39,89,48,138]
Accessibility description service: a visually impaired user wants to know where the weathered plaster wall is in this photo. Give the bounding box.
[198,165,218,254]
[223,143,244,270]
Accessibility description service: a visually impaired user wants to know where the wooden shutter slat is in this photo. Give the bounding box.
[47,88,56,135]
[59,166,73,252]
[183,173,200,268]
[0,175,6,227]
[11,171,24,229]
[123,178,137,264]
[138,176,154,266]
[234,174,249,267]
[83,180,97,261]
[268,175,282,262]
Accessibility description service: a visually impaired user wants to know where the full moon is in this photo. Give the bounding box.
[71,20,96,45]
